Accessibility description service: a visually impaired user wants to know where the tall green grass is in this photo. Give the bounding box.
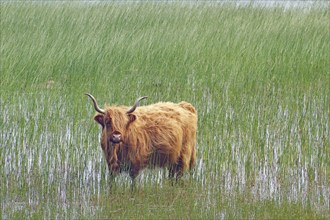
[1,2,329,219]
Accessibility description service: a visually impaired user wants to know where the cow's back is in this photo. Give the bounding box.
[130,101,197,172]
[140,101,197,128]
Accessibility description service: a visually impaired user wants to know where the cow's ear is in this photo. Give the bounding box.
[127,114,136,123]
[94,114,105,127]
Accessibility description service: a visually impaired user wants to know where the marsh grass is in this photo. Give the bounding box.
[1,2,329,219]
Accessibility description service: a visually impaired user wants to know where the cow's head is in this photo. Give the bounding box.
[85,93,147,152]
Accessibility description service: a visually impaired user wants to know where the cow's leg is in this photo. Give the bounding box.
[168,157,184,182]
[129,162,140,180]
[107,161,115,177]
[107,170,117,190]
[102,160,115,188]
[175,168,184,180]
[176,156,184,179]
[168,165,177,186]
[168,165,175,179]
[129,163,141,191]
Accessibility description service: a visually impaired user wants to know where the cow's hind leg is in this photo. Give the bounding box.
[168,157,184,181]
[168,166,175,179]
[168,165,178,186]
[176,156,185,180]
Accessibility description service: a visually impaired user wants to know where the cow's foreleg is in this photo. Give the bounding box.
[129,162,141,180]
[129,163,141,191]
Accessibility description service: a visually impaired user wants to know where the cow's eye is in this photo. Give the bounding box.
[105,118,112,127]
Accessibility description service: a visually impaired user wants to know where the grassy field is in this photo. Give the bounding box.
[1,2,329,219]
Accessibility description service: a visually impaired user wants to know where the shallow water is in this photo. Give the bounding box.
[1,92,329,218]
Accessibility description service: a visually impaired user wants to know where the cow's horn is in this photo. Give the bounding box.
[85,93,106,114]
[127,96,148,114]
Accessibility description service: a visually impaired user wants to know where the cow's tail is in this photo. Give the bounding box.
[179,101,197,114]
[189,144,196,170]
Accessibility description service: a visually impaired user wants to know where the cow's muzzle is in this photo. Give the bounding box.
[109,131,122,144]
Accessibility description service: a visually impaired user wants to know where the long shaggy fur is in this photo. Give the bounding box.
[93,100,197,180]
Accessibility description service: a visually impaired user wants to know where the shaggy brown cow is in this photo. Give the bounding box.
[85,93,197,180]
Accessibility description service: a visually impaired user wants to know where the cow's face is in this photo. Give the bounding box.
[86,94,146,175]
[93,111,136,173]
[94,111,136,149]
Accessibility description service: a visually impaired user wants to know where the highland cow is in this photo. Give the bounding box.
[86,93,197,180]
